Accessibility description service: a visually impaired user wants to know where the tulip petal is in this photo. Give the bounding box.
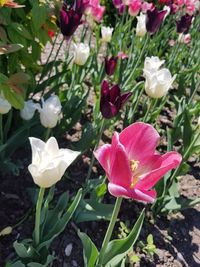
[119,122,160,161]
[136,151,182,190]
[109,85,120,103]
[45,137,59,156]
[108,183,156,203]
[94,144,112,175]
[60,148,80,167]
[29,137,45,163]
[101,80,109,96]
[120,92,132,106]
[109,132,132,187]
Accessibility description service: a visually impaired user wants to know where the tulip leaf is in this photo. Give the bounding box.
[38,189,82,250]
[162,196,200,212]
[31,5,47,31]
[78,231,99,267]
[74,199,113,223]
[99,209,145,266]
[13,240,38,259]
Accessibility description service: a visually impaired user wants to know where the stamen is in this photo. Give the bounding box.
[130,160,140,188]
[130,160,139,172]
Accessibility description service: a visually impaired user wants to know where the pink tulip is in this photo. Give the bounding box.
[84,0,105,21]
[94,122,182,203]
[128,0,142,16]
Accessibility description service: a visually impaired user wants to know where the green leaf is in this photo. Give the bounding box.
[13,241,36,259]
[9,261,25,267]
[147,234,153,245]
[38,189,82,250]
[0,44,23,55]
[2,84,24,109]
[78,231,99,267]
[27,255,55,267]
[74,199,113,223]
[99,209,145,266]
[31,5,47,30]
[162,196,200,212]
[10,23,32,40]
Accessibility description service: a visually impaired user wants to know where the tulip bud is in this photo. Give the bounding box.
[20,100,39,120]
[0,93,11,114]
[38,95,62,128]
[101,26,113,43]
[105,56,118,76]
[73,42,90,66]
[28,137,80,188]
[136,12,147,37]
[144,68,176,98]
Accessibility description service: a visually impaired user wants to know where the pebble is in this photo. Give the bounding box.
[65,243,73,257]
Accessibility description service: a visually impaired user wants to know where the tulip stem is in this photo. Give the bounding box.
[98,197,123,265]
[123,34,149,88]
[0,114,3,144]
[85,119,105,184]
[35,187,45,246]
[44,128,51,141]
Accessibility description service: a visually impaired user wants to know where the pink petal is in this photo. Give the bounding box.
[136,151,182,190]
[109,132,132,187]
[108,183,156,203]
[94,144,112,176]
[119,122,160,161]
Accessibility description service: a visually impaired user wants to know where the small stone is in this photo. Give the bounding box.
[72,260,78,267]
[65,243,73,257]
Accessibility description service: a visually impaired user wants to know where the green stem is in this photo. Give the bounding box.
[35,187,45,246]
[44,128,51,141]
[98,197,123,265]
[142,98,155,122]
[0,114,3,144]
[85,119,105,184]
[123,34,149,88]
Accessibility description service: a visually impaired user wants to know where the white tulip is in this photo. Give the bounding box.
[101,26,113,43]
[28,137,80,188]
[73,43,90,66]
[144,68,176,98]
[163,5,171,19]
[143,56,165,75]
[20,100,39,120]
[39,95,62,128]
[0,93,11,114]
[136,13,147,37]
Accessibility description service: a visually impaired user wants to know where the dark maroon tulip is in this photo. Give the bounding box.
[60,0,88,38]
[176,14,193,34]
[105,56,118,76]
[100,80,132,119]
[60,8,82,38]
[146,7,167,34]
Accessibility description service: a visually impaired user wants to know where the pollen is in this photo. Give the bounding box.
[130,160,139,172]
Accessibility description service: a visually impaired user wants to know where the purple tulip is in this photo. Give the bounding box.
[146,7,167,34]
[176,14,193,34]
[100,80,132,119]
[105,56,118,76]
[60,0,88,38]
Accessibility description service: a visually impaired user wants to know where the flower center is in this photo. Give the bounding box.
[130,160,140,188]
